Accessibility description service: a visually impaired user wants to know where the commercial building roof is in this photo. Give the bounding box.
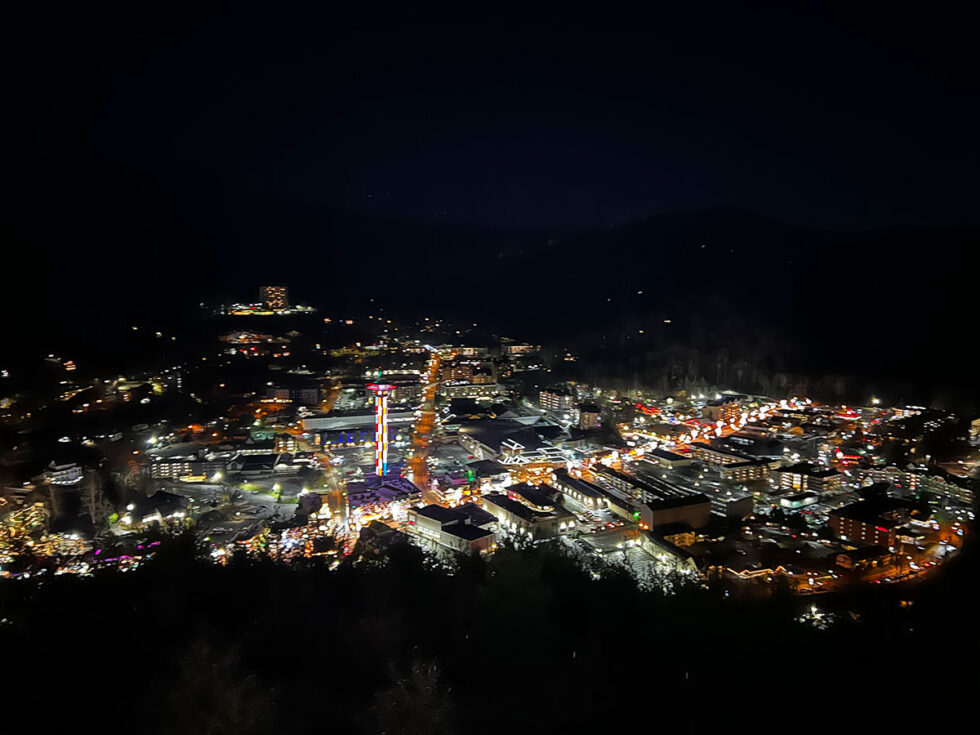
[643,493,710,511]
[553,468,605,498]
[347,475,421,508]
[508,483,557,509]
[465,459,509,478]
[482,492,537,521]
[453,503,497,527]
[443,524,494,542]
[775,462,840,478]
[829,497,915,527]
[415,504,463,524]
[648,448,689,462]
[458,418,551,453]
[302,409,414,431]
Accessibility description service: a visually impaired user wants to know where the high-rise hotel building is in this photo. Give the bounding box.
[261,285,288,311]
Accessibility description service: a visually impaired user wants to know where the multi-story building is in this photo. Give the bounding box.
[891,406,925,420]
[859,466,974,505]
[440,382,505,400]
[406,504,496,555]
[689,442,751,467]
[591,464,659,501]
[370,374,423,405]
[592,464,712,529]
[147,459,224,481]
[441,358,496,385]
[438,344,490,358]
[266,385,320,404]
[835,546,894,570]
[260,285,288,311]
[274,433,298,454]
[719,458,770,483]
[640,494,712,531]
[540,387,574,414]
[465,459,510,492]
[501,342,540,355]
[715,433,784,459]
[482,490,575,539]
[772,462,842,493]
[646,448,692,469]
[702,396,742,423]
[46,461,83,486]
[828,497,919,548]
[578,403,601,430]
[552,468,606,510]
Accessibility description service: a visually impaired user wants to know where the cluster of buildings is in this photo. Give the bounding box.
[221,286,315,316]
[2,295,976,594]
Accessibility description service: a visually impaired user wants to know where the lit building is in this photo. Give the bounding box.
[440,382,505,399]
[406,504,496,555]
[441,358,497,384]
[689,442,752,466]
[482,489,574,539]
[552,468,605,509]
[592,463,712,529]
[858,466,974,504]
[835,546,894,570]
[274,433,298,454]
[147,459,224,480]
[502,343,540,355]
[46,461,82,486]
[266,385,319,404]
[647,448,692,469]
[260,285,288,311]
[780,491,819,509]
[640,494,712,531]
[892,405,925,419]
[302,409,413,447]
[346,475,421,528]
[719,458,771,483]
[702,396,742,423]
[376,374,423,404]
[457,418,565,465]
[772,463,842,493]
[828,497,916,548]
[578,403,601,430]
[540,387,574,413]
[465,459,510,492]
[437,344,490,358]
[367,383,395,476]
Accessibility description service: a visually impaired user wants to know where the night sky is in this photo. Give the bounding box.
[14,2,979,232]
[8,2,978,406]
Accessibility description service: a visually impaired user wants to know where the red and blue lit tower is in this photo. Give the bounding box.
[366,383,395,476]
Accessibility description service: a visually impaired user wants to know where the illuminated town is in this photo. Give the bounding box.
[4,287,975,594]
[8,4,978,731]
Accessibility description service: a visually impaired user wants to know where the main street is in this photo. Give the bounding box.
[407,350,441,505]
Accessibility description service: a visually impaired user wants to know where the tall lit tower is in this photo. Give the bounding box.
[366,383,395,476]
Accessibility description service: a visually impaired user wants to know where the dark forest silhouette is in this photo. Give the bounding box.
[1,528,975,735]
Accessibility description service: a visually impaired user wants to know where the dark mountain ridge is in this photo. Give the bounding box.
[9,166,976,408]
